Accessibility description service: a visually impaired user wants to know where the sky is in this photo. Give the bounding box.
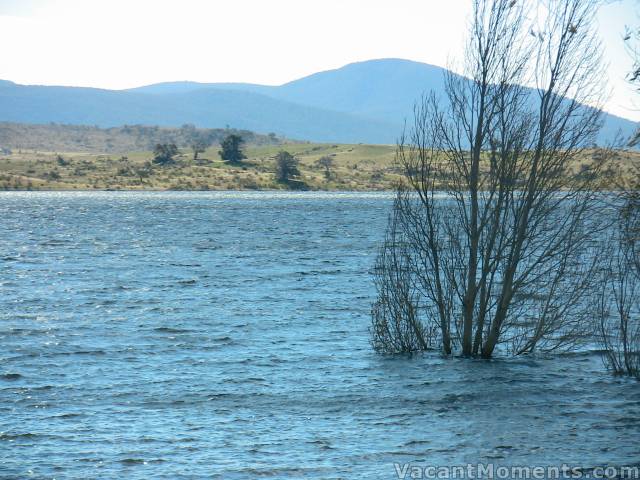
[0,0,638,121]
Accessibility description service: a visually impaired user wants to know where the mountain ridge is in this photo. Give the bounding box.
[0,58,636,144]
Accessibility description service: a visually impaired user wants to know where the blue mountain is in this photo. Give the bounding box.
[0,59,636,144]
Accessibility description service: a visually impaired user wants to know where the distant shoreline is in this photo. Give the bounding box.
[0,142,403,191]
[0,187,397,193]
[1,140,638,192]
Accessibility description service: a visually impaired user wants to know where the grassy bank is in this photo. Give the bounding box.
[0,143,401,191]
[0,142,637,191]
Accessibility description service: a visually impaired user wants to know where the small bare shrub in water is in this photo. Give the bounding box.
[597,185,640,379]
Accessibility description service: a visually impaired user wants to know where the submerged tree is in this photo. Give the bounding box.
[597,189,640,379]
[371,192,438,353]
[371,0,609,358]
[596,13,640,378]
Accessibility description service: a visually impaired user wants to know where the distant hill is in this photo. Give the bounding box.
[0,122,282,153]
[0,59,637,144]
[128,58,445,123]
[0,82,395,143]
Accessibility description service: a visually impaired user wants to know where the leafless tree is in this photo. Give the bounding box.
[624,3,640,146]
[371,192,436,353]
[371,0,610,358]
[624,0,640,87]
[595,13,640,375]
[596,188,640,378]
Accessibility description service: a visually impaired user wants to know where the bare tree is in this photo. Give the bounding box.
[595,15,640,375]
[624,3,640,147]
[597,189,640,378]
[371,0,610,358]
[371,190,439,353]
[624,1,640,88]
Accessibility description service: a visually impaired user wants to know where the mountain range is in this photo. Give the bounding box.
[0,58,636,144]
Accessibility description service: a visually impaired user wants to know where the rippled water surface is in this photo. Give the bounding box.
[1,191,639,479]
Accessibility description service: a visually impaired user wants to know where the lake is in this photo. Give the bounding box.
[1,191,639,479]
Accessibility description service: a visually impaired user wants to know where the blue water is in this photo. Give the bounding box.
[1,191,639,479]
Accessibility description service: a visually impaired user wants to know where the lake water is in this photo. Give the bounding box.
[1,191,639,479]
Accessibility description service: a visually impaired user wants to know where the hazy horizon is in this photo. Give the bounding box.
[0,0,638,121]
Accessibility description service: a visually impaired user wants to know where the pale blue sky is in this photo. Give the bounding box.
[0,0,638,121]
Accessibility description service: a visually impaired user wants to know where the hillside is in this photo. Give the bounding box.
[0,143,401,191]
[128,59,446,123]
[0,141,638,192]
[0,79,396,144]
[1,59,636,144]
[0,122,282,153]
[128,58,640,145]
